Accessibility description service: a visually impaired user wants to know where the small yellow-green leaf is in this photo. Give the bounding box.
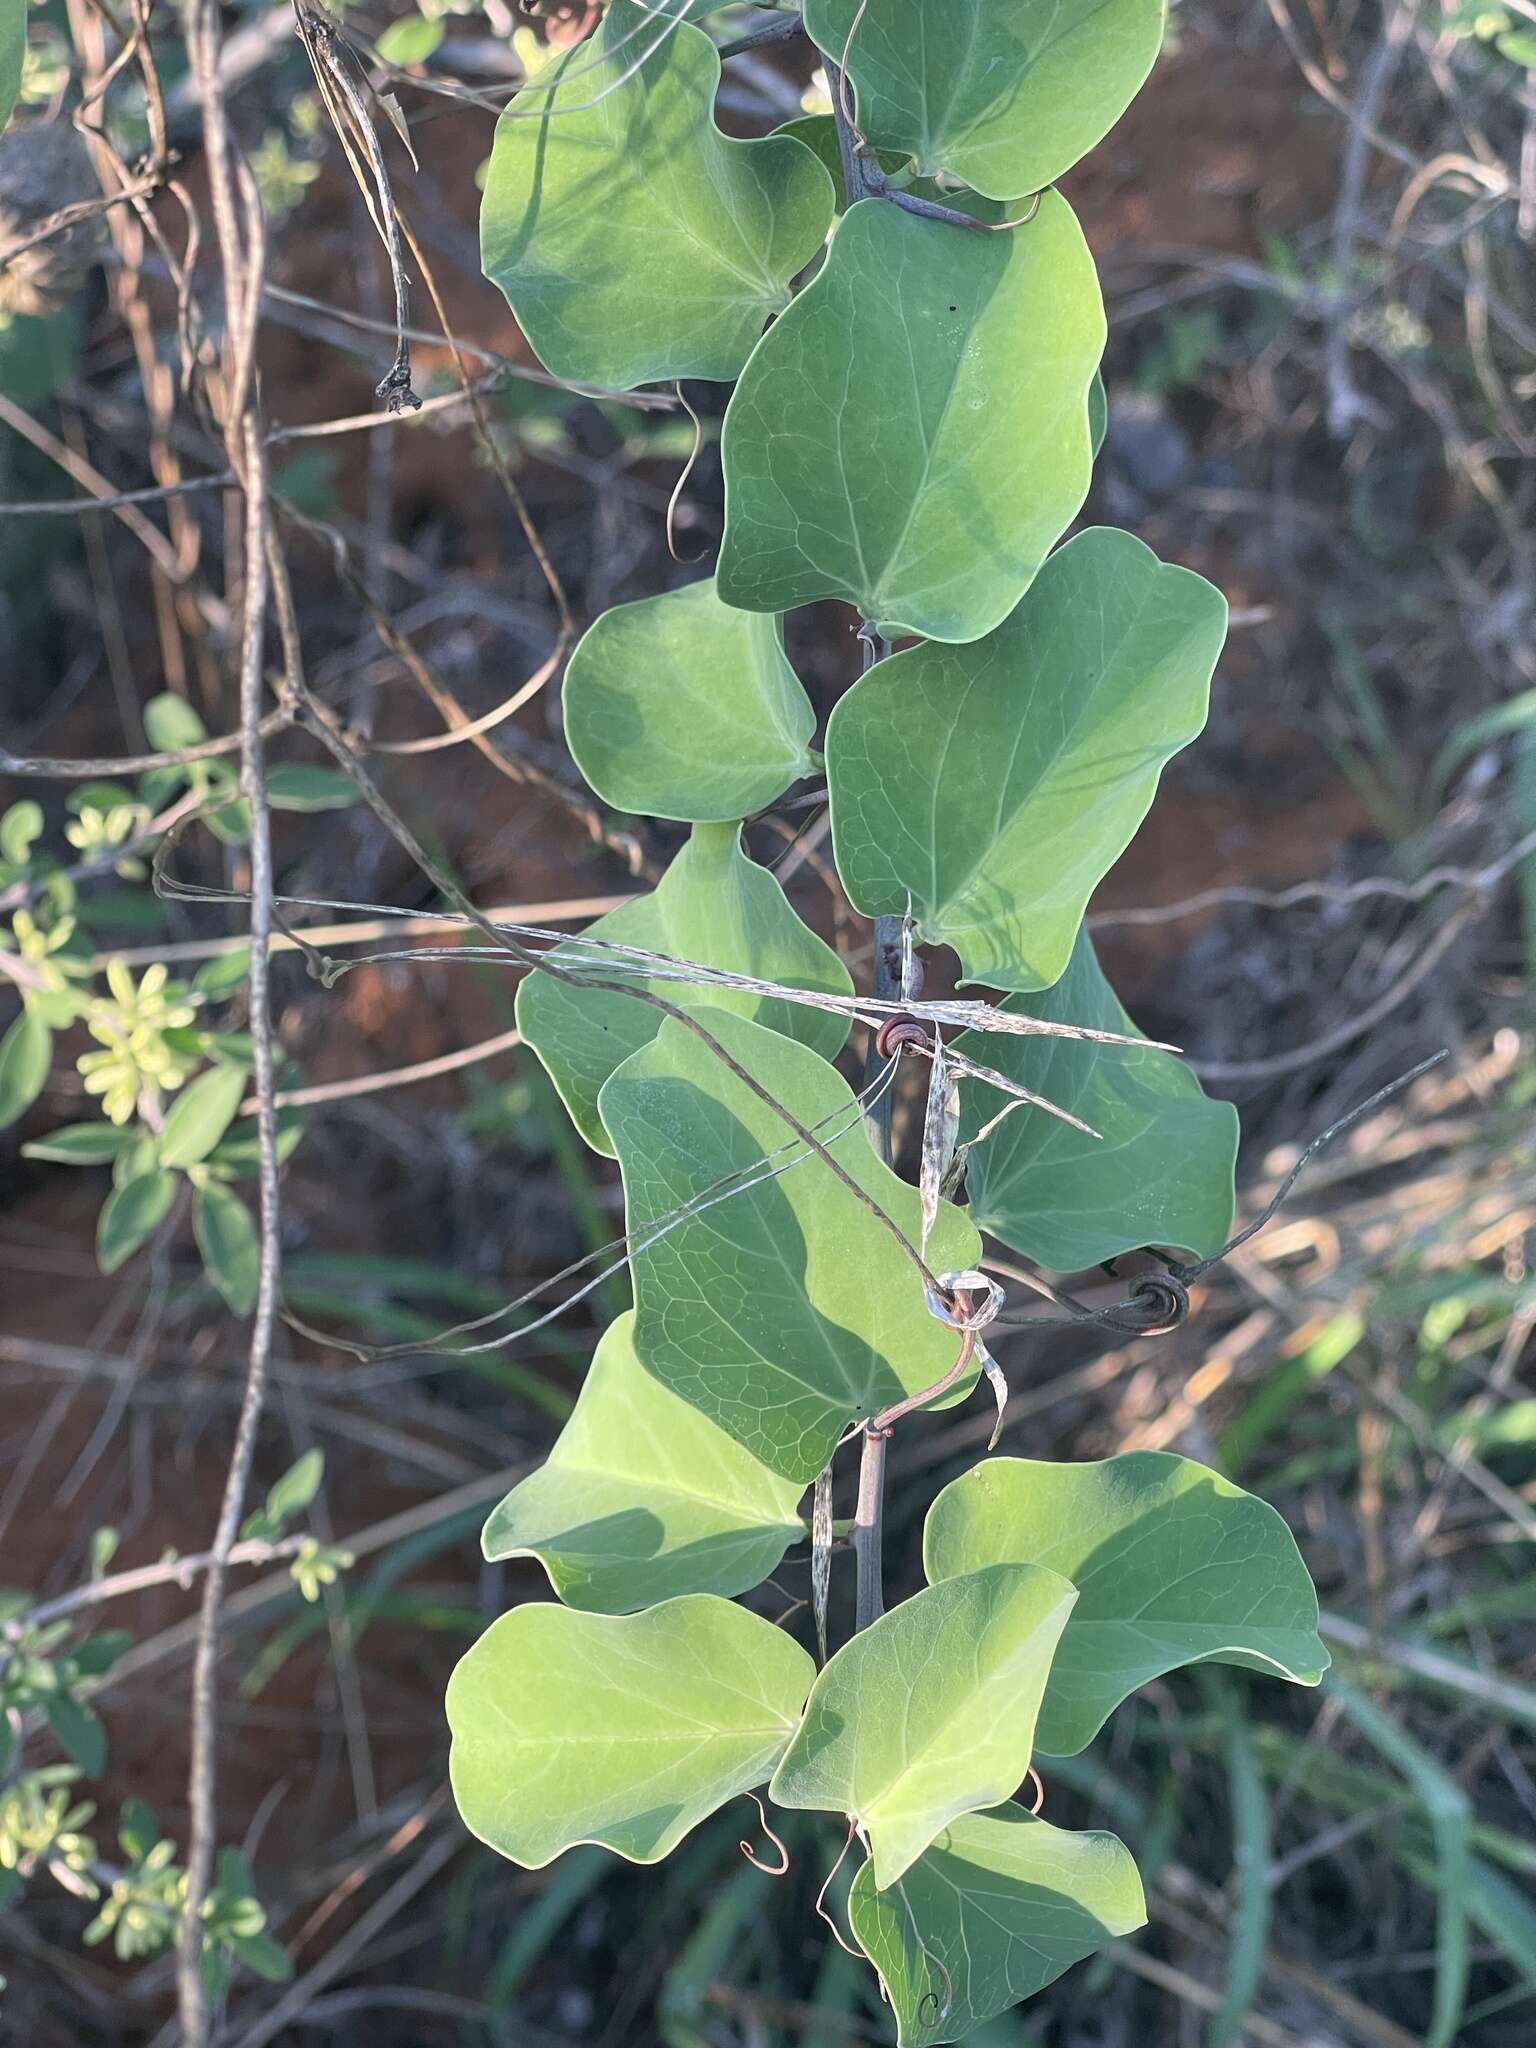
[482,1312,806,1610]
[446,1595,814,1868]
[924,1454,1329,1756]
[771,1565,1077,1887]
[849,1805,1147,2045]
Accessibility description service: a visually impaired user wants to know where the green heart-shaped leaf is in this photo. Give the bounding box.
[482,1311,806,1611]
[446,1594,814,1868]
[717,196,1104,644]
[826,527,1226,989]
[516,824,852,1156]
[479,10,833,389]
[953,931,1238,1270]
[563,579,818,823]
[924,1454,1329,1756]
[599,1008,980,1483]
[804,0,1166,200]
[848,1805,1147,2045]
[771,1565,1076,1886]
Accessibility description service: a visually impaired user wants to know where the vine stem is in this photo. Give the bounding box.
[174,0,283,2031]
[852,617,900,1633]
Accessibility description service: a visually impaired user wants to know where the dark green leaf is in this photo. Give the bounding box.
[193,1182,260,1314]
[23,1122,141,1165]
[97,1168,178,1273]
[46,1692,107,1776]
[0,1007,51,1127]
[954,932,1238,1269]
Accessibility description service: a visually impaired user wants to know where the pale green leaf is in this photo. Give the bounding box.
[263,1448,324,1529]
[97,1168,177,1273]
[770,1565,1077,1886]
[923,1454,1329,1756]
[599,1008,980,1483]
[1,0,23,135]
[848,1805,1147,2045]
[0,1008,51,1127]
[157,1063,247,1169]
[23,1122,142,1164]
[804,0,1165,200]
[262,766,359,813]
[482,1311,805,1610]
[717,195,1104,643]
[953,931,1238,1269]
[193,1181,260,1314]
[446,1594,814,1868]
[374,12,442,65]
[516,823,852,1155]
[0,799,43,866]
[563,579,818,823]
[825,527,1226,989]
[479,9,833,389]
[142,692,208,752]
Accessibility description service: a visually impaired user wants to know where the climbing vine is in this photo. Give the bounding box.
[443,5,1329,2042]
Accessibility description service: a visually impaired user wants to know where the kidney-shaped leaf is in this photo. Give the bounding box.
[826,528,1227,990]
[770,1565,1076,1887]
[479,10,833,389]
[446,1594,814,1868]
[563,579,818,823]
[805,0,1166,201]
[516,824,851,1155]
[599,1008,980,1483]
[481,1311,806,1611]
[924,1455,1329,1757]
[954,932,1238,1270]
[717,196,1104,644]
[849,1804,1147,2046]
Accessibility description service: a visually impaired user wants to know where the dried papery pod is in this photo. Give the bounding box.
[292,1,421,411]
